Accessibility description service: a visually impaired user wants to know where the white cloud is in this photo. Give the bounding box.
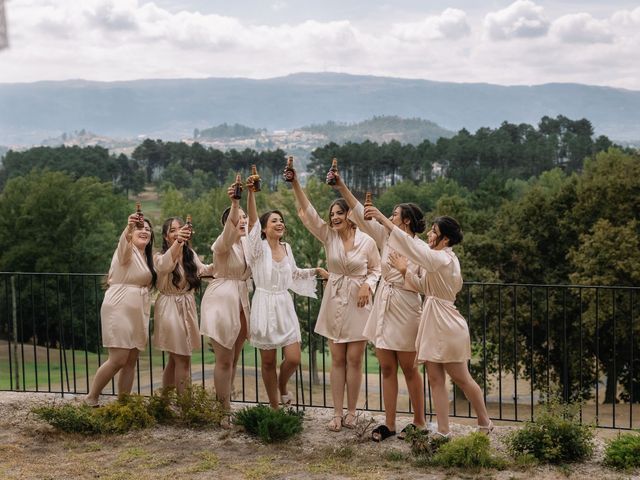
[391,8,470,42]
[550,13,614,44]
[484,0,549,40]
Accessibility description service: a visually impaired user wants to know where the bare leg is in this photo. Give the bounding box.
[398,351,425,427]
[162,355,175,389]
[426,361,450,435]
[172,353,191,394]
[259,349,279,409]
[212,339,235,410]
[117,349,140,395]
[376,348,399,431]
[86,347,131,404]
[279,342,301,396]
[329,341,347,419]
[445,362,490,427]
[230,310,248,390]
[345,340,366,422]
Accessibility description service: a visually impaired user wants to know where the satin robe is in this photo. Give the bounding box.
[388,228,471,364]
[349,203,423,351]
[101,228,152,352]
[298,204,381,343]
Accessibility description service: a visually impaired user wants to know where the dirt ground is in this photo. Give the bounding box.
[0,392,637,480]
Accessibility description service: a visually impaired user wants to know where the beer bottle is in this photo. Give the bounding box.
[363,192,373,220]
[283,156,295,182]
[135,202,144,227]
[185,214,193,242]
[232,173,243,199]
[326,158,338,186]
[249,164,261,192]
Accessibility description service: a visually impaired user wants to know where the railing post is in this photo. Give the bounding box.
[10,275,19,390]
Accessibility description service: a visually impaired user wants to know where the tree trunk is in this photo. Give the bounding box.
[603,363,618,404]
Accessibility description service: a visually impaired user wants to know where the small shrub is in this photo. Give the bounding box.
[175,385,225,427]
[147,387,177,424]
[506,402,594,464]
[32,404,103,434]
[404,428,449,459]
[99,394,155,433]
[234,405,303,443]
[431,432,507,469]
[603,433,640,470]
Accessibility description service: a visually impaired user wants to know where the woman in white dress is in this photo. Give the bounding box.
[333,174,426,441]
[290,167,381,431]
[153,217,205,394]
[245,181,327,409]
[85,212,156,406]
[366,208,493,437]
[200,186,251,413]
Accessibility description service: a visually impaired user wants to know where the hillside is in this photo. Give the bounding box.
[0,72,639,145]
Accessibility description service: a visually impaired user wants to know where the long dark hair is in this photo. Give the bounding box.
[259,210,286,241]
[396,203,426,234]
[142,219,157,288]
[161,217,201,291]
[433,216,463,246]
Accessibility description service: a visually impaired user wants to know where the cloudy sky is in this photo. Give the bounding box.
[1,0,639,89]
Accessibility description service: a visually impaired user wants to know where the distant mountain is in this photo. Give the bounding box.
[195,122,265,140]
[301,116,453,144]
[1,72,639,145]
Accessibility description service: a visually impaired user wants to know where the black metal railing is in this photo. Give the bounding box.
[1,272,638,429]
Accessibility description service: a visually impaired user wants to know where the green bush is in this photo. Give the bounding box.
[404,428,449,459]
[430,432,506,469]
[175,385,225,427]
[234,405,304,443]
[99,394,156,433]
[603,433,640,470]
[506,403,595,464]
[32,404,104,434]
[147,387,177,424]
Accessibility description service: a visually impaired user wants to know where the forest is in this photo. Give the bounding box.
[0,114,638,403]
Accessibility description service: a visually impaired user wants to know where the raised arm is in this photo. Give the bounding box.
[213,185,242,255]
[332,171,358,210]
[116,213,143,265]
[156,225,192,272]
[247,182,258,231]
[289,166,330,243]
[388,227,451,273]
[290,169,311,212]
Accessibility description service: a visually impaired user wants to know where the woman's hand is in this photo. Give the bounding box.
[316,267,329,280]
[127,213,140,227]
[227,184,238,202]
[363,206,384,223]
[357,283,371,308]
[284,165,296,182]
[387,251,408,276]
[176,224,192,243]
[327,170,344,188]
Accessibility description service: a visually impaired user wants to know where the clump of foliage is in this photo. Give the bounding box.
[404,427,450,459]
[175,385,225,427]
[32,404,105,434]
[32,387,225,434]
[603,433,640,470]
[233,405,304,443]
[506,402,595,464]
[430,433,506,469]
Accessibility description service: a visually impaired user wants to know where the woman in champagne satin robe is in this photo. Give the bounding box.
[334,174,427,441]
[85,212,156,406]
[369,209,493,437]
[290,169,381,432]
[153,217,206,394]
[200,188,252,414]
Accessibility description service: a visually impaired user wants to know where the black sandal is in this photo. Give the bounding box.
[371,425,396,442]
[397,423,418,440]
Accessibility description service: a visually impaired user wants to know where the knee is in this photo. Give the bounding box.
[403,366,420,382]
[346,353,363,370]
[216,357,233,371]
[261,358,277,371]
[428,372,445,387]
[380,363,396,378]
[332,356,346,369]
[287,354,301,368]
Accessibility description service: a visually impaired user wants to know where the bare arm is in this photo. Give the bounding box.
[247,184,258,231]
[332,171,358,210]
[290,169,311,212]
[365,206,395,233]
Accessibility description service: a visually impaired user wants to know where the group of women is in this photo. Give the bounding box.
[85,162,492,441]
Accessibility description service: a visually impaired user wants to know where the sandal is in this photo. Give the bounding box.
[280,391,293,406]
[327,415,342,432]
[371,425,396,442]
[80,397,100,408]
[342,412,357,429]
[478,421,494,435]
[397,423,422,440]
[434,431,450,439]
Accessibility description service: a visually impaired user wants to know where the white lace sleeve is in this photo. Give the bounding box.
[286,244,317,299]
[246,221,264,265]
